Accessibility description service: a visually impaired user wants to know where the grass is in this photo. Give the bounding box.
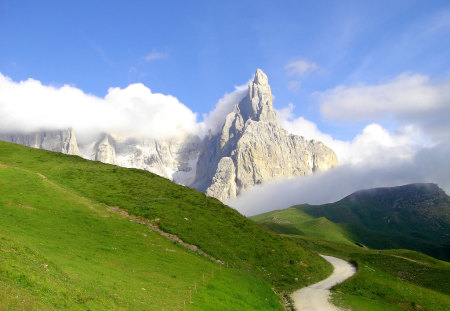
[252,201,450,310]
[288,236,450,311]
[251,207,356,245]
[253,196,450,261]
[0,141,331,293]
[0,140,333,309]
[0,164,287,310]
[297,185,450,261]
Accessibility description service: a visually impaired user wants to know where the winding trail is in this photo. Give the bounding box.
[291,255,356,311]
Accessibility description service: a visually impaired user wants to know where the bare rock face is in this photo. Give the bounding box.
[93,134,116,164]
[79,134,203,185]
[0,128,80,156]
[192,69,338,200]
[206,157,237,201]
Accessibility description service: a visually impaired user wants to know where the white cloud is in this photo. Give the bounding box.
[317,72,450,144]
[200,84,248,134]
[228,142,450,216]
[287,80,301,91]
[0,73,200,141]
[285,60,318,76]
[277,104,422,165]
[319,73,450,120]
[0,72,252,143]
[144,51,168,61]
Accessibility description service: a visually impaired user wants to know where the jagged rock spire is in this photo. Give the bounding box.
[253,68,269,85]
[192,68,338,201]
[238,69,278,124]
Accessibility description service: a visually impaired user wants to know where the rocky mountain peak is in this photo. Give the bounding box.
[237,69,278,125]
[253,68,269,85]
[192,69,338,201]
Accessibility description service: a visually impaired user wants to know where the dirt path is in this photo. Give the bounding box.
[291,255,356,311]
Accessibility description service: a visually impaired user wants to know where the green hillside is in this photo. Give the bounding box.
[254,184,450,261]
[290,236,450,311]
[251,207,356,245]
[252,186,450,311]
[0,140,331,310]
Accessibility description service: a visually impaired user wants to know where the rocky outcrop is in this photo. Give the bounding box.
[206,157,237,200]
[191,69,338,201]
[79,134,202,184]
[93,134,116,164]
[0,128,80,156]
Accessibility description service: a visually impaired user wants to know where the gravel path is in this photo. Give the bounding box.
[291,255,356,311]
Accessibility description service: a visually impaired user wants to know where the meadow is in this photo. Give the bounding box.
[252,206,450,310]
[0,141,331,309]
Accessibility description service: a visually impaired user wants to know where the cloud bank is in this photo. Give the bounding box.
[228,142,450,216]
[318,73,450,142]
[0,73,200,142]
[277,104,422,165]
[0,73,250,143]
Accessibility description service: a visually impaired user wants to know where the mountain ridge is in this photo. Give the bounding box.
[0,69,338,201]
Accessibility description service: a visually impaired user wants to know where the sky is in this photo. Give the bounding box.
[1,0,450,214]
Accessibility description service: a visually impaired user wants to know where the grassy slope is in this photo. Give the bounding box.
[251,207,356,245]
[252,208,450,310]
[290,236,450,311]
[298,185,450,261]
[0,141,332,309]
[254,197,450,261]
[0,164,282,310]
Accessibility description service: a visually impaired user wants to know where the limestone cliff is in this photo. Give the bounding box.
[79,134,202,185]
[192,69,338,201]
[0,128,80,156]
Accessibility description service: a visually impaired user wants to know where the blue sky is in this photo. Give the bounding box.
[1,0,449,141]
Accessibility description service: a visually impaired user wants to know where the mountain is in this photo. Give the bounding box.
[191,69,338,200]
[253,183,450,261]
[0,69,337,201]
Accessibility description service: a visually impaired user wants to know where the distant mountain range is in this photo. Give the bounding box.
[253,183,450,261]
[0,69,337,201]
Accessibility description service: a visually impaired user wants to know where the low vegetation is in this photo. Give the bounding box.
[252,205,450,310]
[298,184,450,260]
[0,141,331,309]
[290,236,450,311]
[0,164,286,310]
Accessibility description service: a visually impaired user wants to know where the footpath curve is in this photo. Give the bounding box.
[291,255,356,311]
